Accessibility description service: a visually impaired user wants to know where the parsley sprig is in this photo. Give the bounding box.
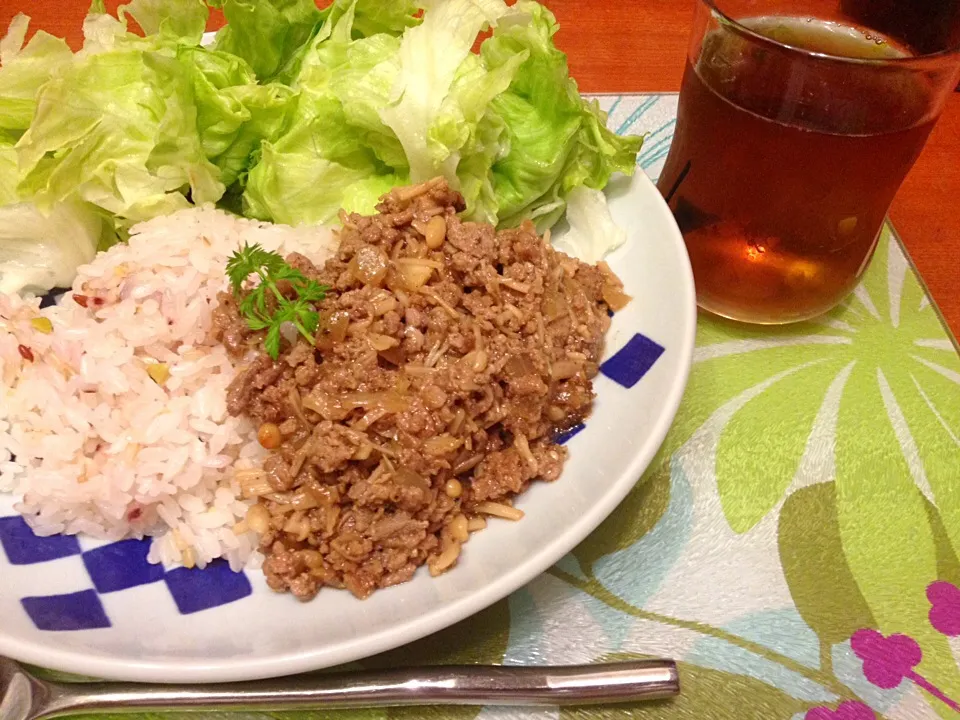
[225,243,329,360]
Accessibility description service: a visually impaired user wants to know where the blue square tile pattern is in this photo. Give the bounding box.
[165,559,253,615]
[554,423,586,445]
[4,329,665,634]
[83,538,166,593]
[3,513,254,631]
[0,516,82,565]
[600,333,665,388]
[39,289,66,309]
[21,590,111,631]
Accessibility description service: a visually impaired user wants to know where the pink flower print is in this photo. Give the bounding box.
[851,629,921,689]
[927,581,960,636]
[805,700,875,719]
[851,627,960,712]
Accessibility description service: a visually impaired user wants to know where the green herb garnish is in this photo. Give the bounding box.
[225,242,329,360]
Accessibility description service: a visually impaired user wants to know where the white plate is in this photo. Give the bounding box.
[0,171,695,682]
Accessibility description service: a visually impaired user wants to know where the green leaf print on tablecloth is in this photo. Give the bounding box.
[714,228,960,716]
[779,483,876,652]
[551,220,960,718]
[709,229,959,535]
[571,462,671,574]
[569,92,960,715]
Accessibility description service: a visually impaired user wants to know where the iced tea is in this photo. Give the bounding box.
[658,10,960,323]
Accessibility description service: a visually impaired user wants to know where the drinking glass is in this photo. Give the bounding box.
[657,0,960,324]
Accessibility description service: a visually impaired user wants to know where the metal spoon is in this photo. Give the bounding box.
[0,656,679,720]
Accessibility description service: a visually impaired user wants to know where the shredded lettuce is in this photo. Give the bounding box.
[179,46,298,187]
[0,0,642,295]
[243,0,413,224]
[5,0,294,232]
[210,0,323,81]
[242,0,641,232]
[14,36,223,226]
[0,0,247,292]
[0,200,104,295]
[120,0,209,43]
[377,0,513,183]
[484,1,642,229]
[553,184,628,264]
[342,0,420,39]
[0,141,19,206]
[0,15,73,137]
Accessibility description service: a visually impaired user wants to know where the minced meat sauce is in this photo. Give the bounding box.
[213,178,629,601]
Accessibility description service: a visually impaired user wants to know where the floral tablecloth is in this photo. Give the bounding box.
[78,94,960,720]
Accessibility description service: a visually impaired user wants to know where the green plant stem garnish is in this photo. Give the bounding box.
[225,242,328,359]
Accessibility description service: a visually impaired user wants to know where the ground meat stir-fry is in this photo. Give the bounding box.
[215,178,629,601]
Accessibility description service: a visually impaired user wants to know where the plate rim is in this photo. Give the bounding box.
[0,172,696,682]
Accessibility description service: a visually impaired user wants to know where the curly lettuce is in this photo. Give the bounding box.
[0,14,73,138]
[242,0,642,239]
[0,0,297,293]
[0,0,642,295]
[0,200,104,295]
[484,1,643,230]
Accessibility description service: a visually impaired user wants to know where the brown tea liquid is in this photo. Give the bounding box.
[658,17,938,323]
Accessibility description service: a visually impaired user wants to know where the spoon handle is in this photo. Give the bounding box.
[41,661,679,717]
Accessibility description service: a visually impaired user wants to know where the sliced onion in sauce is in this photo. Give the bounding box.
[394,466,430,490]
[368,333,400,352]
[550,360,580,380]
[349,245,389,286]
[602,282,632,311]
[371,293,399,316]
[377,346,405,366]
[395,262,434,290]
[504,353,536,377]
[542,290,566,320]
[423,434,463,456]
[302,390,350,421]
[279,321,298,344]
[316,310,350,350]
[290,489,319,510]
[342,391,409,414]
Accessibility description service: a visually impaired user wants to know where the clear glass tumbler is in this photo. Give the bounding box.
[657,0,960,324]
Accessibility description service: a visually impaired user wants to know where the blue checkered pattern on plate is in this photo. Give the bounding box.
[1,332,662,632]
[0,516,251,631]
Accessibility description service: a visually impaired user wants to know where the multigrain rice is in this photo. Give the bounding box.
[0,206,336,570]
